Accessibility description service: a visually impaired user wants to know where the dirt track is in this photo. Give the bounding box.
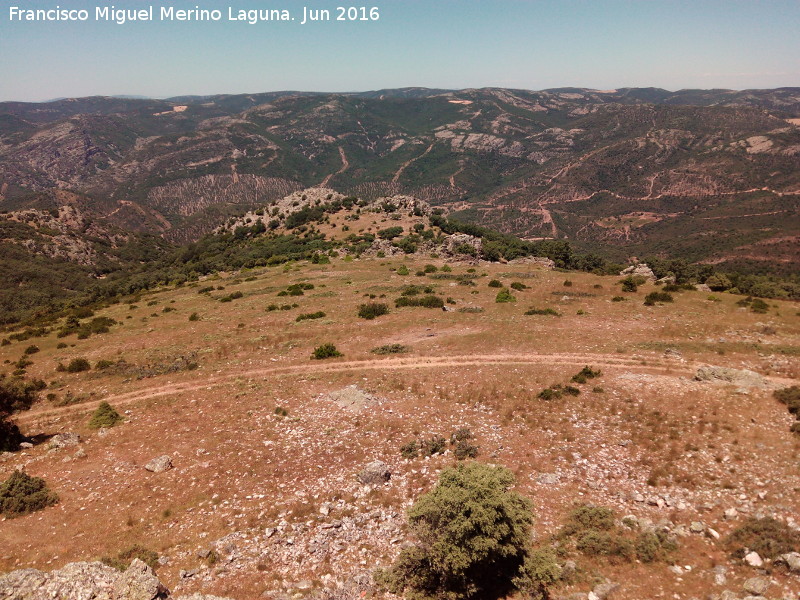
[19,351,702,424]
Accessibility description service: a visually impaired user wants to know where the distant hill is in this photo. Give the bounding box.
[1,87,798,273]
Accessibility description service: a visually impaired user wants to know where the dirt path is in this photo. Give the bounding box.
[392,143,434,184]
[19,352,706,425]
[319,147,349,187]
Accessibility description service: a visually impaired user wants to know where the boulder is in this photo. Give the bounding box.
[619,263,656,281]
[742,576,770,595]
[114,559,168,600]
[48,432,80,450]
[775,551,800,573]
[694,365,769,389]
[144,455,173,473]
[357,460,391,485]
[744,551,763,567]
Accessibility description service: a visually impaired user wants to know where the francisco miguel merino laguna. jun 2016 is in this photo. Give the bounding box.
[7,5,380,25]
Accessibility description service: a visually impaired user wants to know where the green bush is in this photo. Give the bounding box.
[421,435,447,456]
[395,295,444,309]
[296,311,326,322]
[495,289,516,303]
[453,440,480,460]
[644,291,673,306]
[88,401,124,429]
[65,358,91,373]
[101,545,159,571]
[94,359,115,370]
[23,345,39,355]
[726,517,800,559]
[371,344,410,355]
[400,440,419,459]
[562,504,616,535]
[571,366,602,384]
[524,308,560,316]
[358,303,389,320]
[378,463,559,600]
[750,298,769,313]
[0,470,58,517]
[424,264,438,273]
[774,386,800,415]
[510,282,527,291]
[312,343,343,360]
[188,312,200,321]
[611,296,626,302]
[488,279,503,288]
[397,265,410,276]
[621,278,638,293]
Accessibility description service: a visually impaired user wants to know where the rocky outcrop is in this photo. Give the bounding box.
[619,263,656,281]
[357,460,391,485]
[694,365,770,389]
[145,455,173,473]
[0,559,171,600]
[47,432,81,451]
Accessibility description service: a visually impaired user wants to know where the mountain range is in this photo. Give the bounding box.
[1,87,799,275]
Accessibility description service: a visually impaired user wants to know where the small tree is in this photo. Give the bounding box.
[380,462,559,600]
[0,470,59,517]
[88,401,124,429]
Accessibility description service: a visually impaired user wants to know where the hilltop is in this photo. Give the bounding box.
[0,238,798,599]
[1,87,798,274]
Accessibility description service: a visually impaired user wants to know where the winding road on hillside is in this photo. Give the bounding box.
[19,351,793,426]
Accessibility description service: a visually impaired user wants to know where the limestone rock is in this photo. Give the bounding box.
[775,551,800,573]
[588,581,619,600]
[48,432,81,450]
[0,560,169,600]
[357,460,391,485]
[744,551,763,567]
[619,263,655,281]
[742,576,770,595]
[694,365,769,389]
[144,455,173,473]
[113,559,168,600]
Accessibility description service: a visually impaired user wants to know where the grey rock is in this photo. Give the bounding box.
[775,551,800,573]
[536,472,560,485]
[712,565,727,586]
[113,558,169,600]
[144,455,173,473]
[694,365,769,389]
[48,432,80,450]
[19,442,33,449]
[589,581,619,600]
[0,560,168,600]
[690,521,705,533]
[742,576,770,595]
[620,263,656,281]
[357,460,391,485]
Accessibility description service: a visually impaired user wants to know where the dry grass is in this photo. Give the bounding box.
[0,258,798,598]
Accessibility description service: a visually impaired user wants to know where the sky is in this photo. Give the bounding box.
[0,0,798,102]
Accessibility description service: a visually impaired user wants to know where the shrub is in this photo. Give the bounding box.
[397,265,410,276]
[510,282,527,291]
[774,386,800,415]
[643,291,673,306]
[312,344,343,360]
[65,358,91,373]
[611,296,626,302]
[378,226,404,240]
[563,280,573,287]
[358,303,389,320]
[750,298,769,313]
[23,345,39,355]
[571,366,602,384]
[621,278,638,293]
[488,279,503,288]
[94,359,115,370]
[296,311,326,322]
[424,264,438,273]
[0,471,59,517]
[102,545,159,571]
[421,435,447,456]
[371,344,410,355]
[495,289,516,303]
[453,440,479,460]
[562,504,616,535]
[524,308,560,316]
[726,517,800,559]
[395,295,444,309]
[400,440,419,459]
[378,463,558,600]
[274,406,288,417]
[88,401,124,429]
[188,312,200,321]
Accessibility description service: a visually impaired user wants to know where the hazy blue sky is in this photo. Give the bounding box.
[1,0,798,101]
